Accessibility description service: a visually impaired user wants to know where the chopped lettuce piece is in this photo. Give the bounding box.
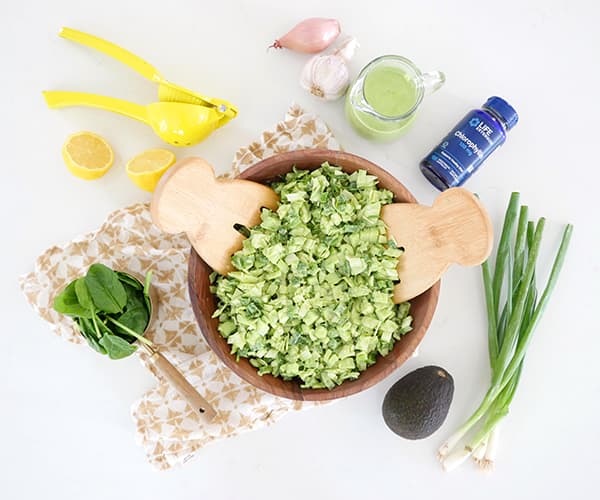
[212,164,412,389]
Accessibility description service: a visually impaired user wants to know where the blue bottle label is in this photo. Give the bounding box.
[423,110,506,188]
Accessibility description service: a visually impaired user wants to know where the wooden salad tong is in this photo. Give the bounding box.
[151,158,493,303]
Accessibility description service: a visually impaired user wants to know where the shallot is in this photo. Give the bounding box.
[269,18,340,54]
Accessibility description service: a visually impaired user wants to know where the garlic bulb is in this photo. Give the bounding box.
[300,37,359,101]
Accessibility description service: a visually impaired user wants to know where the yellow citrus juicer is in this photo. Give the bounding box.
[43,27,238,147]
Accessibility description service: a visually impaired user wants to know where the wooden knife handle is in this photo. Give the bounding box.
[148,349,216,423]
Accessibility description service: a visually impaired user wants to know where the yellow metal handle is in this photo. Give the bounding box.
[60,27,162,83]
[58,26,239,123]
[42,91,149,124]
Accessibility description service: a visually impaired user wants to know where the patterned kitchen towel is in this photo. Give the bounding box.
[19,104,340,470]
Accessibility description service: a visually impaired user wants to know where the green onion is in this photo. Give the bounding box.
[439,192,573,472]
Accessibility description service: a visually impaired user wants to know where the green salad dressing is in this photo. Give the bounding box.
[364,65,418,117]
[345,56,427,141]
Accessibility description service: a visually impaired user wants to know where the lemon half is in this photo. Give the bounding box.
[126,148,176,192]
[62,131,114,180]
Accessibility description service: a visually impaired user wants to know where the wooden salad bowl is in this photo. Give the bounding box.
[188,150,440,401]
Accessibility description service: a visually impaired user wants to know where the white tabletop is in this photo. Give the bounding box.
[3,0,598,498]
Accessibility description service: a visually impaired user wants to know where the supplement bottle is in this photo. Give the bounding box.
[420,96,518,190]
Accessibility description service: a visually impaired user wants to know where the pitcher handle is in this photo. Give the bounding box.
[421,70,446,95]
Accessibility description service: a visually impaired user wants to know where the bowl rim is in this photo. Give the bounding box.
[188,149,440,400]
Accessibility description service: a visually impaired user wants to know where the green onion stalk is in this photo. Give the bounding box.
[438,193,573,472]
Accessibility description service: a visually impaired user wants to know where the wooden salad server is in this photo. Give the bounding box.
[381,189,493,303]
[151,158,493,303]
[151,158,280,275]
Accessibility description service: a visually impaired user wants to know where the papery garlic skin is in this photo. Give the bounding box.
[300,37,359,101]
[301,55,349,100]
[334,37,359,62]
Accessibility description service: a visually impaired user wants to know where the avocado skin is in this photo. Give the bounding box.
[382,365,454,440]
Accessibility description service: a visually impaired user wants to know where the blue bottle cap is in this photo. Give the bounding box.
[484,96,518,130]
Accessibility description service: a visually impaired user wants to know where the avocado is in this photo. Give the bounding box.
[382,365,454,440]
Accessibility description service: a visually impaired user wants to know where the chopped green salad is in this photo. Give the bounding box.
[210,163,412,389]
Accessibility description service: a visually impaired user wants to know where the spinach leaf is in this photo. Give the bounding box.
[53,263,155,360]
[76,317,106,354]
[123,282,146,311]
[115,306,149,335]
[84,263,127,314]
[74,277,94,311]
[113,278,152,340]
[97,311,136,344]
[116,271,143,290]
[99,334,137,359]
[53,282,93,318]
[117,281,150,336]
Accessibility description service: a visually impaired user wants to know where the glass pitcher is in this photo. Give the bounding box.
[345,55,445,141]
